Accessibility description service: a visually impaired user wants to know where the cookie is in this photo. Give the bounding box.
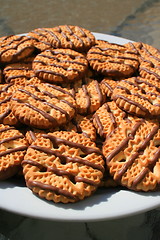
[25,128,46,145]
[10,83,76,129]
[0,84,20,126]
[100,77,119,99]
[57,114,96,141]
[47,25,96,52]
[22,131,104,203]
[3,62,35,84]
[112,77,160,118]
[27,28,53,52]
[32,49,88,83]
[75,78,106,115]
[125,42,160,81]
[87,41,139,78]
[0,124,28,180]
[0,35,35,63]
[103,118,160,191]
[93,101,128,138]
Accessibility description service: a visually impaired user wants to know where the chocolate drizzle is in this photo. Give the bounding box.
[41,134,102,156]
[0,134,24,145]
[27,180,77,200]
[82,84,91,114]
[0,36,34,62]
[115,125,159,181]
[29,143,103,172]
[0,145,27,158]
[106,120,143,163]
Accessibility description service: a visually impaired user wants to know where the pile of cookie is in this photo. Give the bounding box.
[0,25,159,203]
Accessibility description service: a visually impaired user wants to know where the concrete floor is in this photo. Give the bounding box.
[0,0,159,48]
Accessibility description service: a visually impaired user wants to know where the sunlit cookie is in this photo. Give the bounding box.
[112,77,160,118]
[75,78,106,115]
[10,83,76,129]
[22,131,104,203]
[87,41,139,78]
[0,35,35,63]
[47,25,96,52]
[32,48,88,83]
[0,84,20,126]
[0,124,28,180]
[103,118,160,191]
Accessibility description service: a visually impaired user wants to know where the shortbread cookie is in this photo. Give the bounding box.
[22,131,104,203]
[0,35,35,63]
[0,84,19,125]
[25,128,46,145]
[87,41,139,78]
[10,83,76,129]
[33,49,88,83]
[57,114,96,141]
[75,78,106,115]
[125,42,160,81]
[93,101,128,138]
[0,124,28,180]
[3,62,35,84]
[103,119,160,191]
[112,77,160,118]
[47,25,95,52]
[100,77,119,98]
[27,28,54,52]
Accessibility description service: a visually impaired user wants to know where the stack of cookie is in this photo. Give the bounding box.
[0,25,159,203]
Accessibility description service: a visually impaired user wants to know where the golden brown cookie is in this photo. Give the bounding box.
[22,131,104,203]
[32,49,88,83]
[0,35,35,63]
[3,62,35,84]
[93,101,128,138]
[0,124,28,180]
[112,77,160,118]
[87,41,139,78]
[0,83,20,126]
[103,118,160,191]
[57,114,96,141]
[27,28,54,52]
[125,42,160,81]
[47,25,96,52]
[75,78,106,115]
[25,128,46,145]
[100,77,119,99]
[10,83,76,129]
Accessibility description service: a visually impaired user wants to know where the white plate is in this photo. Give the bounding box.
[0,32,160,222]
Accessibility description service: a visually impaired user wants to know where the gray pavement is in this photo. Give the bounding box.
[0,0,159,48]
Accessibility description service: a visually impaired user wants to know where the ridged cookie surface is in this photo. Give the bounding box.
[22,131,104,203]
[103,119,160,191]
[0,124,28,180]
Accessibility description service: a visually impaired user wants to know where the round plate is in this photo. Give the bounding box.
[0,32,160,222]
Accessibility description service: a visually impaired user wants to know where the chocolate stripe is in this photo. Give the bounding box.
[82,84,91,114]
[12,98,57,125]
[106,121,143,162]
[131,147,160,188]
[18,88,71,121]
[0,127,15,133]
[113,94,150,115]
[27,180,77,200]
[30,145,104,172]
[93,113,104,137]
[115,125,159,181]
[0,146,27,158]
[41,134,102,155]
[0,134,24,145]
